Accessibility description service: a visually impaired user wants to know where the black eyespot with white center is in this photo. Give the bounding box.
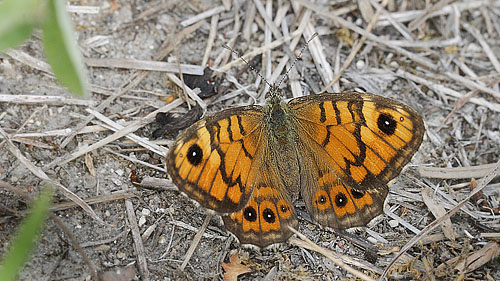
[243,206,257,222]
[377,113,397,135]
[280,205,289,213]
[335,192,348,208]
[262,208,275,223]
[318,195,327,205]
[187,144,203,166]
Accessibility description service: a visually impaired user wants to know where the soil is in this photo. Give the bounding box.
[1,0,499,280]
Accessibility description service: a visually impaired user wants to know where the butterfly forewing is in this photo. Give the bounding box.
[290,92,424,191]
[166,106,265,213]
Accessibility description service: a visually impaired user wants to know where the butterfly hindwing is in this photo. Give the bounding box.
[166,106,264,213]
[222,145,298,247]
[297,137,388,229]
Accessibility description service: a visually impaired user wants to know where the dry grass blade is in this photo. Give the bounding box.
[295,0,439,71]
[5,49,52,74]
[435,242,500,277]
[396,69,500,112]
[167,73,207,110]
[125,198,150,280]
[444,71,500,101]
[321,0,389,92]
[288,227,378,280]
[180,213,214,270]
[202,14,219,67]
[290,1,334,92]
[0,94,96,106]
[50,192,136,211]
[86,108,168,157]
[44,99,183,168]
[59,20,205,149]
[417,163,500,179]
[408,0,454,31]
[85,58,204,75]
[375,1,496,27]
[421,188,457,241]
[180,5,226,27]
[441,77,500,125]
[217,29,302,72]
[0,127,107,225]
[103,147,165,172]
[463,22,500,73]
[380,159,500,280]
[0,180,100,281]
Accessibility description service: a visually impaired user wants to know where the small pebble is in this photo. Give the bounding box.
[158,235,167,244]
[138,216,146,227]
[115,169,124,177]
[117,251,126,259]
[388,219,399,228]
[96,245,110,253]
[367,236,378,244]
[356,60,365,69]
[466,43,481,53]
[141,208,151,216]
[112,178,122,186]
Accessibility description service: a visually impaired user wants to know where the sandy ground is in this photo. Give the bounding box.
[1,0,499,280]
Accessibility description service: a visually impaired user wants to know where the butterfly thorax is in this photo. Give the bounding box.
[262,91,301,193]
[263,93,294,145]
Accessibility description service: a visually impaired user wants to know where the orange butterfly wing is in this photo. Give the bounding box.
[166,106,264,213]
[289,92,424,229]
[222,140,298,247]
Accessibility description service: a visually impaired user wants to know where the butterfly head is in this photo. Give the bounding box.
[265,86,283,105]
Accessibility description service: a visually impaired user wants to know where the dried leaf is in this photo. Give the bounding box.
[221,254,251,281]
[183,67,222,98]
[84,153,96,177]
[152,106,202,138]
[470,178,496,212]
[422,188,457,241]
[454,242,500,273]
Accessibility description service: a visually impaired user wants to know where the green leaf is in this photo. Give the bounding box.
[0,0,45,50]
[0,24,34,51]
[0,186,54,281]
[42,0,88,97]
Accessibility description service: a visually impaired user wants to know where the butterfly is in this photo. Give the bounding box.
[166,90,424,247]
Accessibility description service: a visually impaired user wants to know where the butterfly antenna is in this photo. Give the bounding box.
[276,32,318,89]
[223,44,275,91]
